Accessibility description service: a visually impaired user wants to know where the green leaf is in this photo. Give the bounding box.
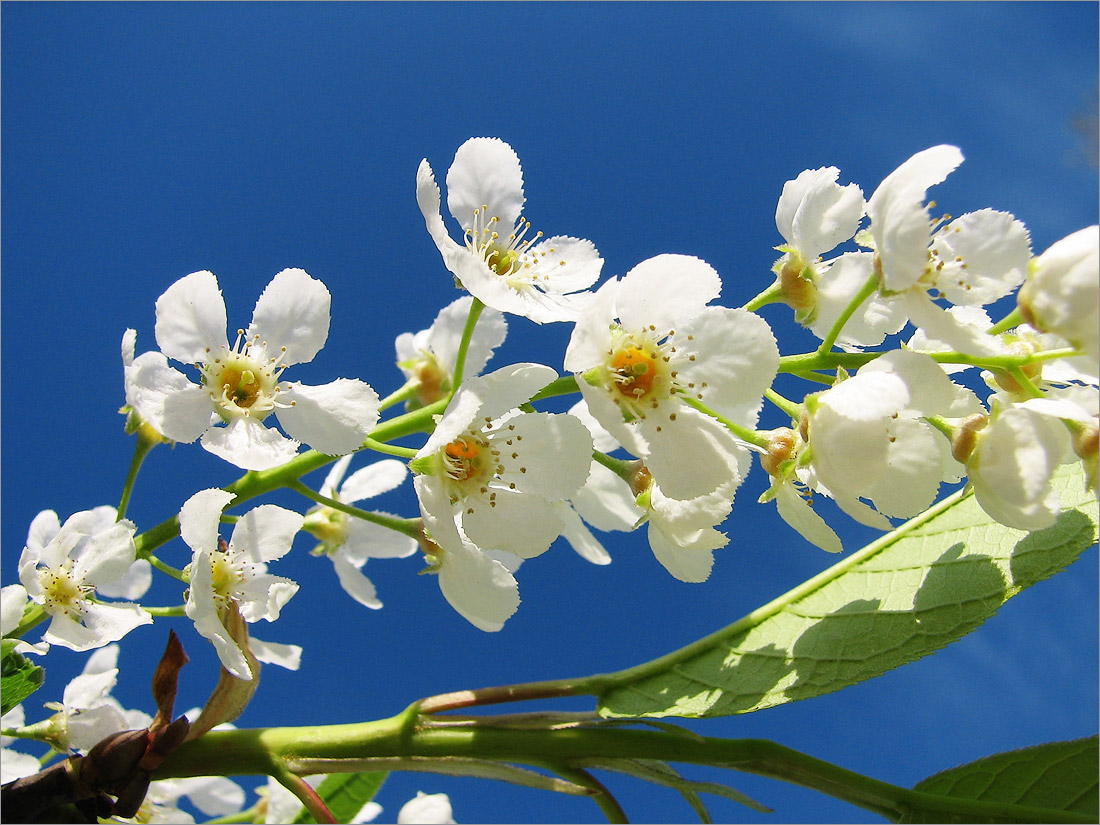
[903,736,1099,822]
[1,639,45,716]
[598,463,1097,718]
[292,771,387,824]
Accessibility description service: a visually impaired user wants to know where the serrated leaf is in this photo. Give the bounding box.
[292,771,387,824]
[905,736,1098,821]
[598,463,1097,718]
[1,642,45,716]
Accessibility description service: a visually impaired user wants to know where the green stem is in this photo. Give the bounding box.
[361,437,420,460]
[450,297,485,391]
[288,480,422,540]
[814,270,880,356]
[146,554,188,583]
[529,374,581,404]
[763,388,802,422]
[591,451,639,486]
[117,431,159,522]
[987,306,1024,335]
[153,719,1093,824]
[144,605,187,617]
[378,382,419,412]
[553,765,629,823]
[741,280,786,312]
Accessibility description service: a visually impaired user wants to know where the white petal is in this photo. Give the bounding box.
[564,277,619,374]
[229,504,304,563]
[929,209,1030,305]
[247,268,331,366]
[1,749,42,783]
[45,603,151,652]
[446,137,525,228]
[121,328,137,367]
[249,637,302,670]
[25,510,61,558]
[679,307,778,421]
[859,349,972,416]
[154,270,229,363]
[416,159,467,271]
[339,460,408,503]
[397,792,455,825]
[277,379,380,456]
[776,167,864,260]
[344,518,418,560]
[186,557,251,680]
[810,252,907,348]
[320,454,354,498]
[470,363,558,423]
[774,483,843,553]
[570,462,643,533]
[901,292,1005,358]
[1,585,29,636]
[437,540,520,633]
[864,418,945,518]
[492,412,592,499]
[237,573,299,622]
[331,553,382,609]
[528,235,604,294]
[462,490,564,559]
[867,145,964,293]
[75,521,137,589]
[648,525,719,583]
[616,254,721,332]
[642,408,745,500]
[554,503,613,565]
[202,419,301,471]
[179,489,236,554]
[127,352,214,443]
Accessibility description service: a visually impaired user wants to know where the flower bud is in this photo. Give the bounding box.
[1073,423,1099,494]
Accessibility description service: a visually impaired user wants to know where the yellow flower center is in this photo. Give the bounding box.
[201,331,285,422]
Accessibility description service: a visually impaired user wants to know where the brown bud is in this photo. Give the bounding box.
[761,428,799,477]
[951,414,989,464]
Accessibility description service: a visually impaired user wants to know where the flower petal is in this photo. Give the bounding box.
[437,539,520,633]
[462,490,564,559]
[615,254,722,333]
[229,504,304,563]
[446,137,525,229]
[127,352,214,443]
[331,553,382,609]
[155,270,229,363]
[774,483,843,553]
[201,419,301,471]
[179,489,236,554]
[339,460,409,504]
[248,268,331,366]
[277,379,380,457]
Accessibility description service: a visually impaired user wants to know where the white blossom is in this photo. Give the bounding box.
[417,138,603,323]
[802,350,982,527]
[565,254,778,500]
[302,454,418,609]
[181,490,303,679]
[18,509,151,652]
[127,269,380,471]
[41,644,130,752]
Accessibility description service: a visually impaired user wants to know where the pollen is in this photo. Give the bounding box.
[612,345,658,398]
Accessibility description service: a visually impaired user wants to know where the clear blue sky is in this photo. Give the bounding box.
[3,3,1097,822]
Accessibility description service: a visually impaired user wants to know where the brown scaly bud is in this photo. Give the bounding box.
[951,413,989,464]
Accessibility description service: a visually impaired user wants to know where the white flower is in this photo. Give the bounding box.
[414,363,593,561]
[1,584,48,655]
[865,146,1032,356]
[398,791,456,825]
[396,296,508,407]
[758,427,845,554]
[803,351,982,527]
[1019,226,1100,364]
[302,454,418,609]
[18,509,151,651]
[417,138,603,323]
[181,489,303,679]
[41,644,130,752]
[565,254,779,500]
[127,268,380,471]
[411,364,591,630]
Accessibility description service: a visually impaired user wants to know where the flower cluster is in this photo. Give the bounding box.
[2,136,1096,823]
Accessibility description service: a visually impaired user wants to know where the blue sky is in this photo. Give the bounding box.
[2,3,1097,823]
